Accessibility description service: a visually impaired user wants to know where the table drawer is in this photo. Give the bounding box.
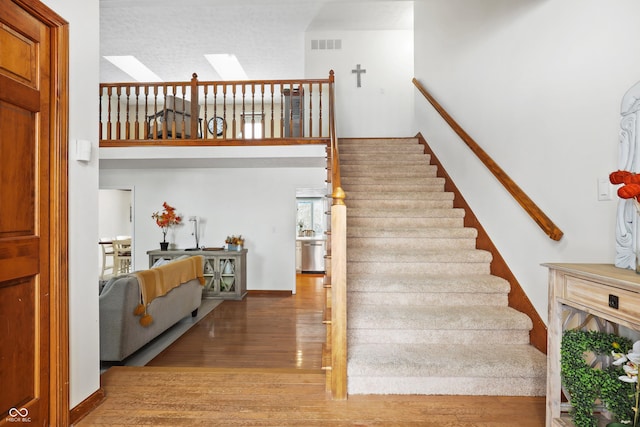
[564,275,640,322]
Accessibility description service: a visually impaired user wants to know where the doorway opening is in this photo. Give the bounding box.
[98,188,133,282]
[295,188,328,275]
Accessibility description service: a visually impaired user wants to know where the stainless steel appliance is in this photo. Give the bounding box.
[301,240,325,273]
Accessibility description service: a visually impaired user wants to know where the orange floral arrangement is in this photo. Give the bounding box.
[151,202,182,242]
[610,170,640,201]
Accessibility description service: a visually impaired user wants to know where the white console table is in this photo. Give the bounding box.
[147,249,247,300]
[545,263,640,427]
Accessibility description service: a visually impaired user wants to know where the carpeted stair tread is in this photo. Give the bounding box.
[347,227,478,250]
[339,137,420,145]
[347,274,510,306]
[342,176,441,186]
[348,328,530,346]
[347,227,476,238]
[348,207,465,219]
[348,248,492,264]
[348,216,465,228]
[348,237,476,251]
[339,144,423,154]
[348,343,546,378]
[348,305,532,331]
[349,291,507,307]
[342,183,445,192]
[341,167,435,177]
[347,199,454,209]
[347,343,546,396]
[348,260,490,275]
[340,155,429,165]
[347,273,509,294]
[346,191,454,201]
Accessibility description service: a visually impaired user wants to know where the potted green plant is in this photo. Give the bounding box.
[561,329,635,427]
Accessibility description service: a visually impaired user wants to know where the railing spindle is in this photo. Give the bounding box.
[115,87,122,140]
[125,87,131,140]
[232,84,237,138]
[134,87,140,139]
[319,84,323,138]
[99,87,103,140]
[308,83,313,137]
[270,83,275,138]
[260,83,265,138]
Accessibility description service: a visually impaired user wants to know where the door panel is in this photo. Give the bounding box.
[0,0,51,424]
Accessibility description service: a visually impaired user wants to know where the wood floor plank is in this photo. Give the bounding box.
[77,275,546,426]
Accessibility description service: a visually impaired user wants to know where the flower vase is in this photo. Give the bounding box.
[160,241,169,251]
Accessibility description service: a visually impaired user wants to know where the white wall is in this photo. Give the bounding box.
[100,166,326,292]
[41,0,101,409]
[413,0,640,321]
[98,189,132,240]
[305,30,414,137]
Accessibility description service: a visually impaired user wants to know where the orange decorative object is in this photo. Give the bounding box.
[610,170,640,200]
[151,202,182,243]
[610,170,632,184]
[618,183,640,199]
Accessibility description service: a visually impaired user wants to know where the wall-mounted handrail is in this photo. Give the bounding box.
[412,78,563,241]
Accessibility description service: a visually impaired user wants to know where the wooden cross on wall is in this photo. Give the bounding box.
[352,64,366,88]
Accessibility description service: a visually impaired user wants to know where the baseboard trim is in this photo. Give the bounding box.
[70,387,106,425]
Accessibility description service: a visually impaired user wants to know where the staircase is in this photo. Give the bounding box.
[339,137,546,396]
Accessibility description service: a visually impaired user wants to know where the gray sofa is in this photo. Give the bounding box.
[99,258,203,362]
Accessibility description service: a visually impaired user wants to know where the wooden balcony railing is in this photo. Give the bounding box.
[99,73,333,147]
[412,78,564,241]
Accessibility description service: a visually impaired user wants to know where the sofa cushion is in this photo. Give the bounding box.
[100,276,119,295]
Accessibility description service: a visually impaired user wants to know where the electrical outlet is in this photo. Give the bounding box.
[608,294,619,310]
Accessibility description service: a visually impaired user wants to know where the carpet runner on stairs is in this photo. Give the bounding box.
[340,137,546,396]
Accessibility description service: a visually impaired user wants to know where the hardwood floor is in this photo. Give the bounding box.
[77,274,546,426]
[146,274,325,369]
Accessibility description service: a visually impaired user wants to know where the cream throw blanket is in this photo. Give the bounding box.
[132,255,204,326]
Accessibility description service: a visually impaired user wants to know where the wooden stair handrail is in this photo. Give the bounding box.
[412,78,563,241]
[329,71,341,193]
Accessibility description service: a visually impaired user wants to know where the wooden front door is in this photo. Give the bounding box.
[0,0,68,425]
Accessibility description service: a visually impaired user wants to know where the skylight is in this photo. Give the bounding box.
[104,55,163,82]
[204,54,248,80]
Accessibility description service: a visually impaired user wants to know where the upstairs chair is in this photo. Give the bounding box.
[112,238,132,275]
[100,238,115,280]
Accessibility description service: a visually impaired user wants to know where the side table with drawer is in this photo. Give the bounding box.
[544,263,640,427]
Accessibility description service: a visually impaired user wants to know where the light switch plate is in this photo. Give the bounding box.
[597,177,612,201]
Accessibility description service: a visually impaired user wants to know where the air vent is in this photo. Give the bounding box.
[311,39,342,50]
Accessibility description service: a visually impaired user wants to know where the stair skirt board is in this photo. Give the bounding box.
[341,136,546,397]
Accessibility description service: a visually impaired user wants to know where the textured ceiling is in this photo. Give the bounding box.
[99,0,413,83]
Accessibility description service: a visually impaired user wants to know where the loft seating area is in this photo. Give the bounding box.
[99,72,334,147]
